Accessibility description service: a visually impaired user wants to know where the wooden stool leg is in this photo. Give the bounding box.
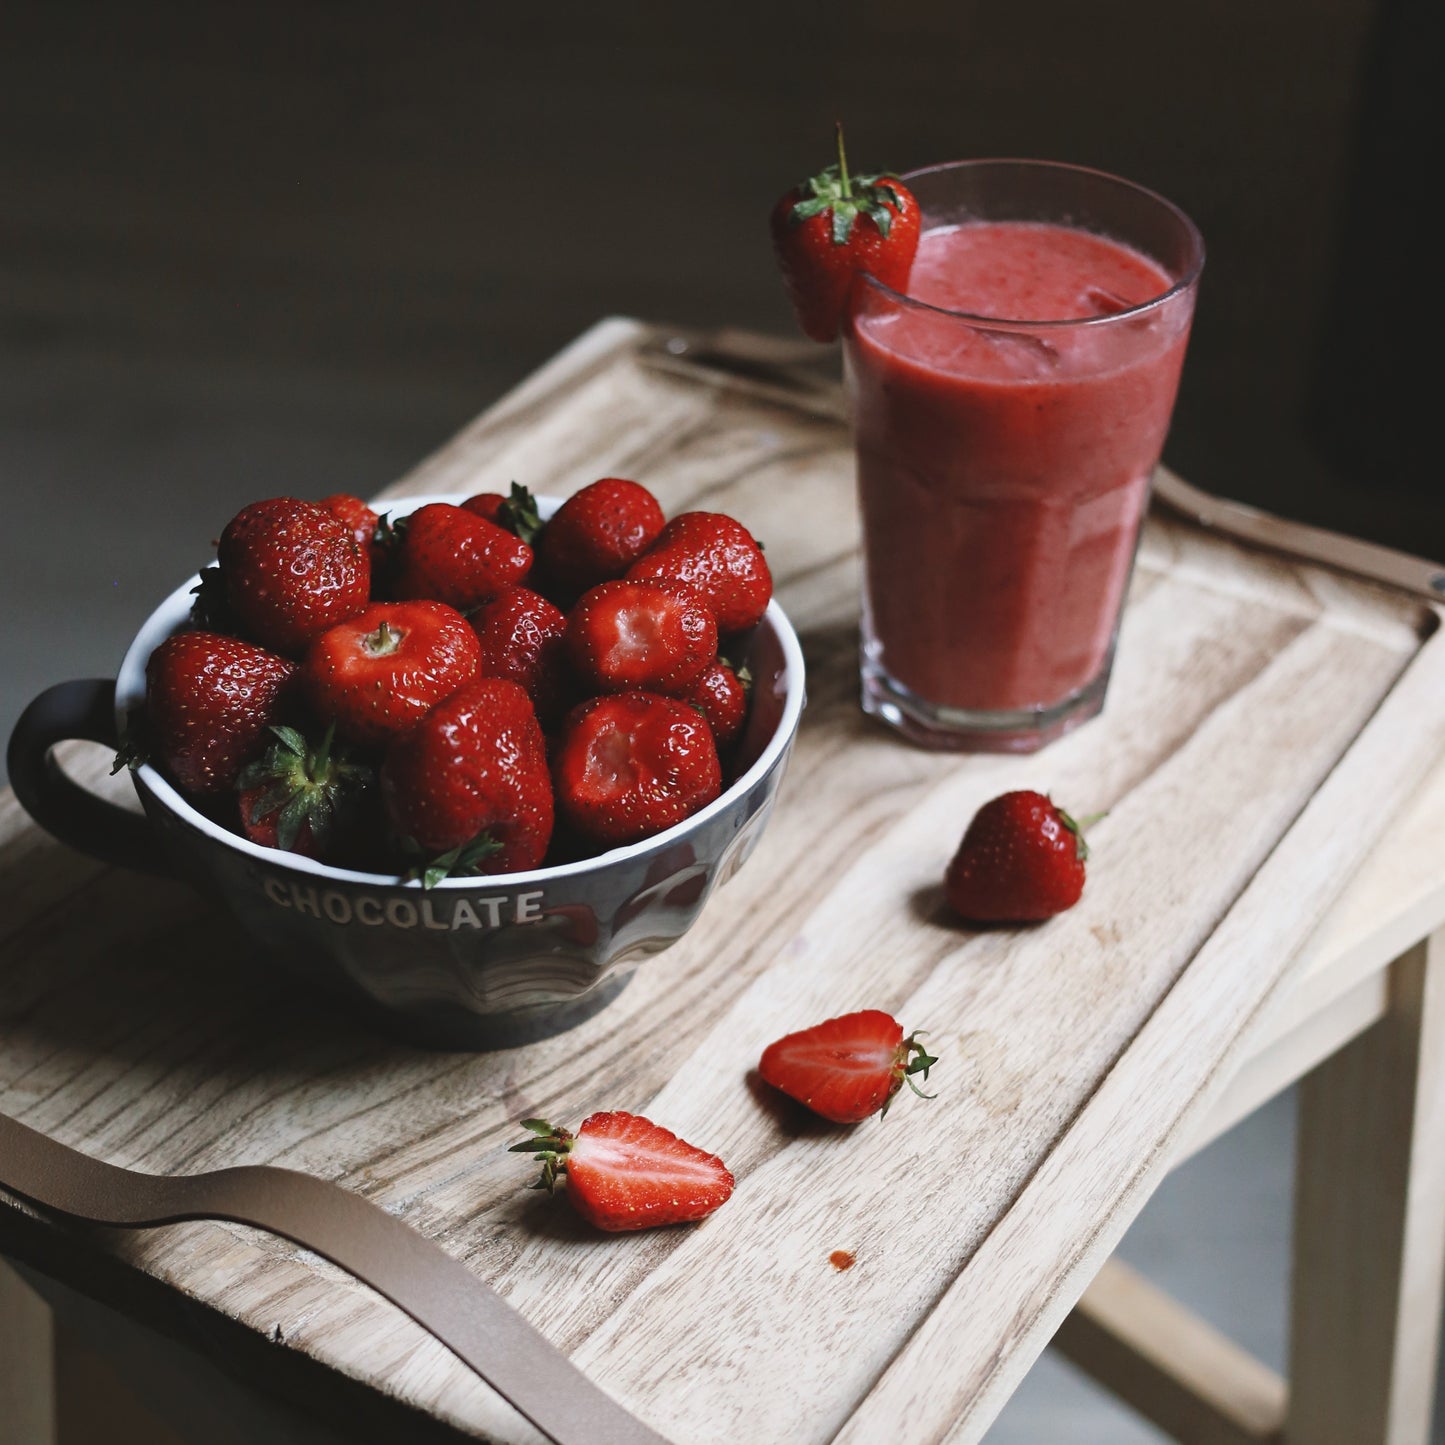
[1285,929,1445,1445]
[0,1260,56,1445]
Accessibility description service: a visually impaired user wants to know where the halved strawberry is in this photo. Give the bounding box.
[535,477,665,603]
[564,580,718,697]
[390,503,533,610]
[626,511,772,634]
[236,723,376,863]
[758,1010,938,1123]
[551,691,721,849]
[302,600,482,749]
[511,1111,734,1232]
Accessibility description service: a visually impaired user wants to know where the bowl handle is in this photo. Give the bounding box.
[7,680,171,876]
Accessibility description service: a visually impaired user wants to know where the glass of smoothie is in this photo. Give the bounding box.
[844,159,1204,751]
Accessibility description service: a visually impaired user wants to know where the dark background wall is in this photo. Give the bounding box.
[2,0,1439,773]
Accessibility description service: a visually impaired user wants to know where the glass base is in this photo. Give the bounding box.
[860,657,1111,754]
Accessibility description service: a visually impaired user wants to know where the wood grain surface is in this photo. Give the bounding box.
[3,318,1445,1445]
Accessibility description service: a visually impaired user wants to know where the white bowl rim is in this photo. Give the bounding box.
[115,492,807,889]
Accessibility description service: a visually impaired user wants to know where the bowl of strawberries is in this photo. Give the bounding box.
[8,480,804,1047]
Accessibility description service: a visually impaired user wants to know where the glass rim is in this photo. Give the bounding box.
[858,157,1206,331]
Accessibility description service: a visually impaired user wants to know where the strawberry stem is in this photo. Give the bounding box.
[834,120,851,200]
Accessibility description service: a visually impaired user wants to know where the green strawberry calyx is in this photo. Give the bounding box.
[495,482,544,547]
[882,1030,939,1115]
[236,722,372,854]
[399,832,504,890]
[787,122,909,246]
[508,1118,576,1192]
[1057,807,1107,863]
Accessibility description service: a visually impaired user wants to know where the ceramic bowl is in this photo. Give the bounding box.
[8,494,805,1048]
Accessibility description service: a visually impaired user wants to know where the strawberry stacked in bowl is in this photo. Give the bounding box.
[137,479,774,886]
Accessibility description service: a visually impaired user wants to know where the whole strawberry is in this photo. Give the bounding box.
[461,483,544,545]
[144,631,297,797]
[390,503,533,611]
[218,498,370,658]
[759,1010,937,1123]
[512,1111,734,1232]
[318,493,380,554]
[236,723,376,864]
[625,512,772,635]
[565,580,718,697]
[770,124,920,344]
[535,477,665,603]
[467,585,569,724]
[302,600,483,749]
[552,691,721,849]
[685,660,749,748]
[945,790,1092,923]
[381,679,553,882]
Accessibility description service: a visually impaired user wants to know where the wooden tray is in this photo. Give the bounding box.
[4,318,1445,1444]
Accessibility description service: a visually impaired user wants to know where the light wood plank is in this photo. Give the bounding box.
[1284,931,1445,1445]
[1053,1258,1286,1445]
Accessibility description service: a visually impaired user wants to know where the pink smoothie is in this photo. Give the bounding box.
[847,220,1191,716]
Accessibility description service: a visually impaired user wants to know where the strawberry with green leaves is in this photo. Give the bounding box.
[944,790,1094,922]
[759,1010,938,1124]
[236,723,375,863]
[512,1111,735,1232]
[685,660,749,748]
[461,482,545,546]
[770,123,920,343]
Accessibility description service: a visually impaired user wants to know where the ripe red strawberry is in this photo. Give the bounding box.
[236,723,376,863]
[390,503,533,610]
[318,493,380,553]
[218,498,371,657]
[461,483,544,545]
[552,691,722,849]
[511,1112,734,1232]
[380,679,553,882]
[625,512,772,634]
[144,632,297,797]
[467,585,569,724]
[759,1010,938,1124]
[565,580,717,697]
[302,600,483,749]
[685,660,749,748]
[944,790,1092,923]
[535,477,665,602]
[769,124,920,343]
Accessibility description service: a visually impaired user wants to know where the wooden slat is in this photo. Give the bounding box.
[1054,1259,1286,1445]
[2,319,1444,1444]
[1285,932,1445,1445]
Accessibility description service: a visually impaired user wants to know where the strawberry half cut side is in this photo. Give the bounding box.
[511,1111,735,1232]
[758,1009,939,1124]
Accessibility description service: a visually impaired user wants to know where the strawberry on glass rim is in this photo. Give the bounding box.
[769,122,920,344]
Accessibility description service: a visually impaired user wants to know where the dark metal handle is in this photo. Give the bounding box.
[6,679,170,876]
